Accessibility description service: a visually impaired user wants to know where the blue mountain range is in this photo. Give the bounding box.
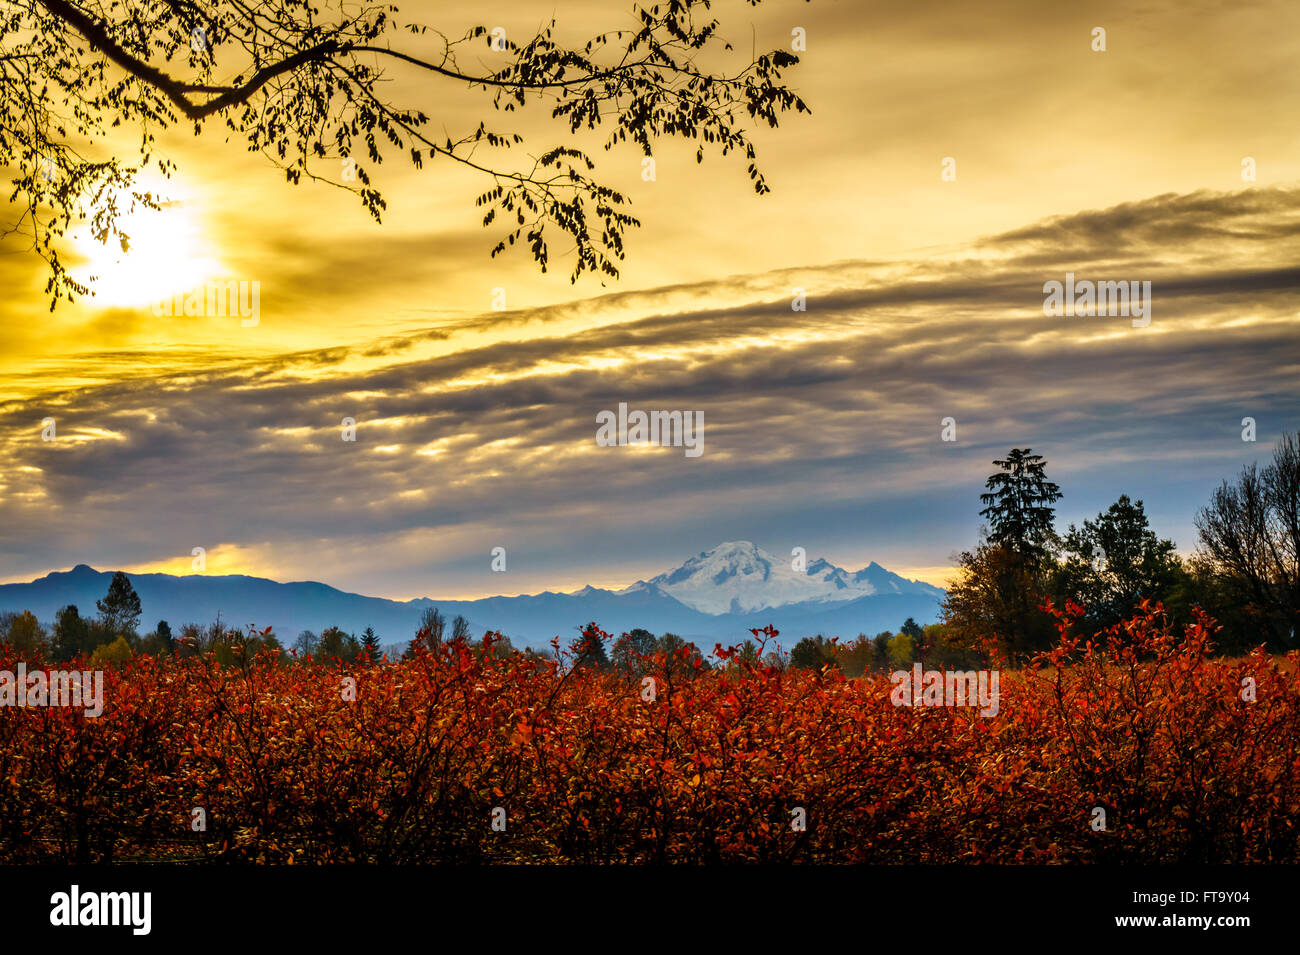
[0,541,945,650]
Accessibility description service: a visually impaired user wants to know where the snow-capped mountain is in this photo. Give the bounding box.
[0,544,946,651]
[623,540,944,615]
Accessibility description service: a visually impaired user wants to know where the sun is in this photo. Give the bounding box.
[73,187,221,308]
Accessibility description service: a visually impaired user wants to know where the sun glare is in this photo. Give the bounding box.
[73,189,220,308]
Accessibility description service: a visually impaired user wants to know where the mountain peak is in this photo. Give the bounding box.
[646,542,942,615]
[711,540,759,553]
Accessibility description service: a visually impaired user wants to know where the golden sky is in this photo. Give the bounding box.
[1,0,1298,598]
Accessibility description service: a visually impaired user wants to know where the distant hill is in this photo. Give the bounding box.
[0,542,945,651]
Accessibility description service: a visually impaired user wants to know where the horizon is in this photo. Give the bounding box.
[2,0,1297,608]
[3,539,951,605]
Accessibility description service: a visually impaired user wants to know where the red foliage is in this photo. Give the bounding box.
[1,604,1297,863]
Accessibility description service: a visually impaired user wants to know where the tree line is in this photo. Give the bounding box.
[2,575,401,666]
[756,433,1300,674]
[943,434,1299,661]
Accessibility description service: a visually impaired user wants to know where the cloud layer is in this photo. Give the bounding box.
[3,185,1296,598]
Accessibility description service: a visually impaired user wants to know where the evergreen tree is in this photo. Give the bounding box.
[872,632,893,671]
[898,617,923,658]
[96,571,143,637]
[361,626,382,663]
[52,604,91,662]
[138,619,175,657]
[574,623,610,669]
[979,449,1063,564]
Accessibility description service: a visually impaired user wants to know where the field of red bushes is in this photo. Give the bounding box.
[2,603,1297,864]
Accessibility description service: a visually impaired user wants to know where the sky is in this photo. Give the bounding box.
[1,0,1298,599]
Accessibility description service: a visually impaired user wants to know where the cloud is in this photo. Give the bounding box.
[986,187,1300,262]
[3,183,1297,597]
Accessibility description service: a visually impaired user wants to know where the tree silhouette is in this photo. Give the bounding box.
[5,0,811,306]
[946,450,1065,660]
[574,622,609,669]
[96,570,142,636]
[1054,494,1182,629]
[416,606,445,649]
[1,610,47,653]
[1196,431,1300,648]
[611,627,656,674]
[361,625,381,663]
[155,619,174,655]
[318,625,360,661]
[898,616,925,662]
[789,634,836,671]
[979,448,1062,564]
[52,604,91,661]
[450,615,471,644]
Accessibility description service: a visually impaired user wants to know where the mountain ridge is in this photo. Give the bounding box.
[0,543,945,649]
